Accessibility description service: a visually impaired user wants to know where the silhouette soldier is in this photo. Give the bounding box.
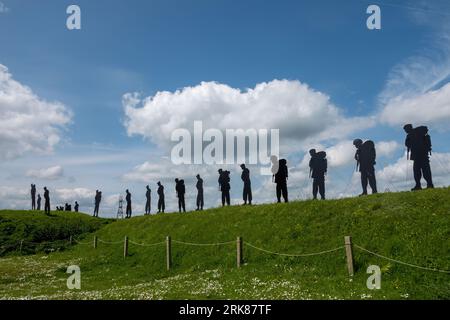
[157,181,165,213]
[404,124,434,190]
[353,139,378,196]
[31,184,36,210]
[145,185,151,215]
[43,187,50,215]
[93,190,102,217]
[37,194,41,211]
[125,189,132,218]
[196,174,204,211]
[218,169,231,206]
[175,178,186,213]
[240,164,252,205]
[65,203,72,211]
[274,159,288,203]
[74,201,79,212]
[309,149,327,200]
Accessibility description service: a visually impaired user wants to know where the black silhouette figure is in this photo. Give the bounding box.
[37,194,41,211]
[157,182,165,213]
[125,189,132,218]
[353,139,378,196]
[31,184,36,210]
[145,185,151,215]
[309,149,327,200]
[74,201,79,212]
[65,203,72,211]
[43,187,50,215]
[218,169,231,206]
[404,124,434,191]
[175,178,186,213]
[274,159,288,203]
[93,190,102,217]
[196,174,204,211]
[240,164,252,205]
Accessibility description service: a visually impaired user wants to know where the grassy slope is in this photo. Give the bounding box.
[0,188,449,300]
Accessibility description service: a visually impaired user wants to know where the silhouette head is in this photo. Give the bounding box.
[353,139,363,148]
[403,124,413,134]
[196,174,200,179]
[157,181,161,186]
[44,187,47,191]
[309,149,316,156]
[240,164,246,169]
[218,169,223,174]
[126,189,129,193]
[146,185,150,190]
[175,178,179,183]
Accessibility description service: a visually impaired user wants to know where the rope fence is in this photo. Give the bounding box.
[1,235,449,276]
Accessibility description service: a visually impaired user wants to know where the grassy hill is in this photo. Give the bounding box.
[0,188,449,300]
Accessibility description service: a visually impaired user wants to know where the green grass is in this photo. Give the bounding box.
[0,188,449,300]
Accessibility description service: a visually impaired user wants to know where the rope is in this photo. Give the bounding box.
[128,240,166,247]
[97,239,123,245]
[355,245,450,274]
[245,241,344,257]
[172,239,235,246]
[72,238,90,245]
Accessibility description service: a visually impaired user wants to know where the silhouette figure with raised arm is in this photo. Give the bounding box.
[93,190,101,217]
[309,149,327,200]
[218,169,231,206]
[157,181,165,213]
[175,178,186,213]
[196,174,204,211]
[37,194,41,211]
[274,158,289,203]
[125,189,132,218]
[31,184,36,210]
[404,124,434,191]
[240,164,252,205]
[43,187,50,215]
[74,201,79,212]
[353,139,378,196]
[145,185,151,215]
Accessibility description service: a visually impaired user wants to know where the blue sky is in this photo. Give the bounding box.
[1,0,450,215]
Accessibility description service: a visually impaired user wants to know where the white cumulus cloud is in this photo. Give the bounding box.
[123,80,374,152]
[26,165,64,180]
[0,64,72,160]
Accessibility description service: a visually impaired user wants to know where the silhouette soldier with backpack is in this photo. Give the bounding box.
[218,169,231,206]
[93,190,101,217]
[74,201,79,212]
[157,181,165,213]
[196,174,204,211]
[31,184,36,210]
[274,159,289,203]
[37,194,41,211]
[353,139,378,196]
[309,149,327,200]
[240,164,252,205]
[404,124,434,190]
[145,185,151,215]
[43,187,50,215]
[175,178,186,213]
[125,189,132,218]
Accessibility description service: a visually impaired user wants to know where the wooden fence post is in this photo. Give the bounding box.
[93,236,98,249]
[237,236,243,268]
[166,236,172,271]
[344,236,354,276]
[123,236,129,258]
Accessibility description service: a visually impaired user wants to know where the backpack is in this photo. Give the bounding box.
[276,159,288,180]
[361,140,376,162]
[413,126,432,155]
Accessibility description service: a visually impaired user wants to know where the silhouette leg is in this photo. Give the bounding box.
[282,183,288,202]
[422,160,433,188]
[413,160,422,189]
[360,171,368,195]
[276,184,281,202]
[368,167,377,194]
[312,179,318,199]
[248,186,252,205]
[319,177,325,200]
